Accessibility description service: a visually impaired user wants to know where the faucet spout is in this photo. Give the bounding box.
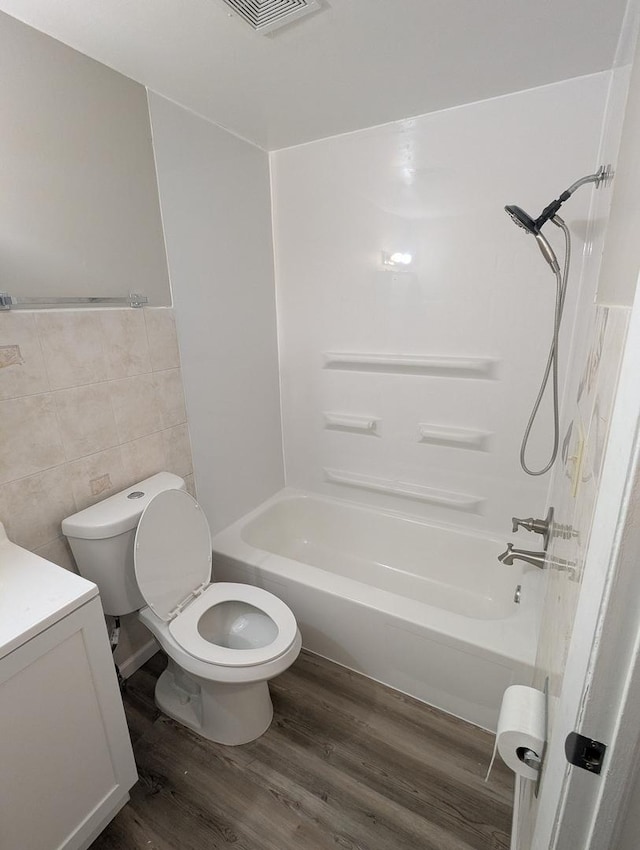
[498,543,546,569]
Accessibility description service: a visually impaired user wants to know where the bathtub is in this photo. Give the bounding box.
[211,489,542,731]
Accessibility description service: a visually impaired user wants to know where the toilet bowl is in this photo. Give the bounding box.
[62,473,301,745]
[138,582,301,744]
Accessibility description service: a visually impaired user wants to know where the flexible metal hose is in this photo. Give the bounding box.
[519,217,571,476]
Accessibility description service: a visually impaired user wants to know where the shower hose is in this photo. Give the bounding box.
[520,216,571,476]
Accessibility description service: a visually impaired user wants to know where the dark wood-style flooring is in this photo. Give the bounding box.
[91,650,513,850]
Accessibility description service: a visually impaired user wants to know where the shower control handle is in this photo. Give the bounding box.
[512,516,536,533]
[511,507,554,552]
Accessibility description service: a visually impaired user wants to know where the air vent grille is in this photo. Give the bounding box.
[221,0,320,34]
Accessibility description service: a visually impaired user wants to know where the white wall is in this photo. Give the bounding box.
[148,94,284,534]
[0,12,170,305]
[598,23,640,305]
[271,74,610,535]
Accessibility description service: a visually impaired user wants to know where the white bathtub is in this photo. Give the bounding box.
[211,489,541,731]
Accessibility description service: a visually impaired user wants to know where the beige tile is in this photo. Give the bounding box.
[34,536,78,573]
[68,446,127,510]
[109,373,160,443]
[588,307,629,484]
[161,423,193,478]
[0,465,76,550]
[184,473,197,498]
[54,382,119,461]
[0,394,65,484]
[36,311,108,390]
[154,368,187,429]
[120,432,166,486]
[145,308,181,372]
[101,309,152,379]
[0,312,50,401]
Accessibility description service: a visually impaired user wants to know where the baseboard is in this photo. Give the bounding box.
[118,637,159,679]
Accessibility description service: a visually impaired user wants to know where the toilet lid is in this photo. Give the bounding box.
[134,489,212,622]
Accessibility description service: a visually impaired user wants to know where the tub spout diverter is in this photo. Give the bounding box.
[498,543,546,569]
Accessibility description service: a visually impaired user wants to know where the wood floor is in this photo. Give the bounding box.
[91,650,513,850]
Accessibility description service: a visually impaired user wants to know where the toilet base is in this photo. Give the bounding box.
[155,659,274,745]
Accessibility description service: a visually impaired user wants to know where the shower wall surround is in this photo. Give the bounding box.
[149,93,285,535]
[0,307,194,570]
[271,72,611,535]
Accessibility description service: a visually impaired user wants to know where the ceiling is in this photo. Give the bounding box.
[0,0,628,150]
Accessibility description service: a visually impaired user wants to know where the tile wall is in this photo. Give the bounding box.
[0,307,195,571]
[536,305,630,702]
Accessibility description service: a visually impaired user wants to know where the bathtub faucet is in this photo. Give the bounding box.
[498,543,546,569]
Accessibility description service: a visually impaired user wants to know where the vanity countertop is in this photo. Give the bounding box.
[0,522,98,660]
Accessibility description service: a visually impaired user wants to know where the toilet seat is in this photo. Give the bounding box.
[168,582,298,667]
[134,489,297,668]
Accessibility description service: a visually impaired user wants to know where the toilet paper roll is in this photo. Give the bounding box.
[495,685,546,781]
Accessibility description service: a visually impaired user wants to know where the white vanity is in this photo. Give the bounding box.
[0,522,137,850]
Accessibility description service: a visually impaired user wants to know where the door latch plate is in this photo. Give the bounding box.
[565,732,607,775]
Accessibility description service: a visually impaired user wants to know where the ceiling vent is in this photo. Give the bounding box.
[221,0,321,34]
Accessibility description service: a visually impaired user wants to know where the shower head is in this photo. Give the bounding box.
[505,204,560,271]
[534,231,560,274]
[505,205,539,235]
[505,166,612,239]
[504,166,613,274]
[504,192,570,241]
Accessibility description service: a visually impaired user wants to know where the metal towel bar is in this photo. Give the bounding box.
[0,293,148,310]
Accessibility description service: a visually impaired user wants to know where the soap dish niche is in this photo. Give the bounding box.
[418,423,492,452]
[324,412,380,436]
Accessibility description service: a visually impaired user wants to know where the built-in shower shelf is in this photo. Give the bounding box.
[323,412,379,434]
[323,352,497,378]
[324,468,484,513]
[418,423,492,451]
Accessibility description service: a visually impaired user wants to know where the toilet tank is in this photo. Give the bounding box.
[62,472,186,616]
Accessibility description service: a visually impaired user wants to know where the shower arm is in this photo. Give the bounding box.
[535,165,613,231]
[566,165,612,194]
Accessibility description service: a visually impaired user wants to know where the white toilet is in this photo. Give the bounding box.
[62,472,301,745]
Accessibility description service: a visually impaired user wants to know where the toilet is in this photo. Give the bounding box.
[62,472,301,745]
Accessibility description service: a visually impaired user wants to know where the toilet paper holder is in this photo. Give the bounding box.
[518,747,542,771]
[498,679,548,798]
[533,677,549,797]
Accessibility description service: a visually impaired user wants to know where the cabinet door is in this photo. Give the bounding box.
[0,598,137,850]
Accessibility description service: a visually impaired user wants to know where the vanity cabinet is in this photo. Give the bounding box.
[0,525,137,850]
